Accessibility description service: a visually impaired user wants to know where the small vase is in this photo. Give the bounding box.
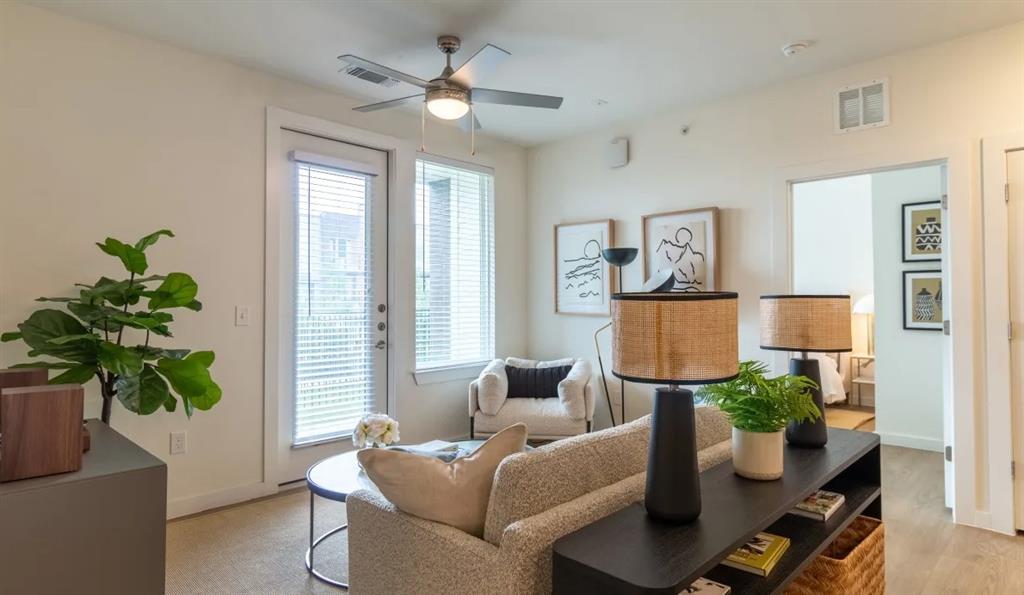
[732,427,784,480]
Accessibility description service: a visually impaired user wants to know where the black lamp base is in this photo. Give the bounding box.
[645,387,701,523]
[785,357,828,448]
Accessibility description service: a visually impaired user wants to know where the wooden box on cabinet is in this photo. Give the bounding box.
[0,384,84,482]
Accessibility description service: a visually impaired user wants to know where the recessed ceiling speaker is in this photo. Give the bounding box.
[607,138,629,169]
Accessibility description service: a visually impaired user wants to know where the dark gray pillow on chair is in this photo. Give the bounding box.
[505,365,573,398]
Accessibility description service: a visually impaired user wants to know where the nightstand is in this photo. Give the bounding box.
[849,353,875,406]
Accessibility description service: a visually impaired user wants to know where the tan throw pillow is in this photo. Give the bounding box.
[357,423,528,537]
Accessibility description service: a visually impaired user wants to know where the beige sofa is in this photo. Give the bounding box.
[347,406,733,595]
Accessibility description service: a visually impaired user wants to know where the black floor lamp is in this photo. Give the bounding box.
[593,247,637,426]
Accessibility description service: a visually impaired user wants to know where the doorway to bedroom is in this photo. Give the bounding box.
[791,164,947,456]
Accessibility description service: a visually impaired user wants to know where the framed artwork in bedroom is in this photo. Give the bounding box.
[903,270,943,331]
[554,219,614,315]
[902,200,942,262]
[641,207,719,292]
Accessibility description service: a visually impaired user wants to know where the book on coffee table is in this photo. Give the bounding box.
[678,577,731,594]
[789,489,845,521]
[720,532,790,577]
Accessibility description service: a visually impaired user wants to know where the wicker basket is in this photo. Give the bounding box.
[784,516,885,595]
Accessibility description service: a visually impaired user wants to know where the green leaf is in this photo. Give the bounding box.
[1,332,22,342]
[154,355,211,397]
[163,394,177,413]
[10,361,77,369]
[188,350,215,368]
[47,333,101,345]
[146,273,198,311]
[97,342,144,377]
[96,238,148,275]
[50,364,98,385]
[115,366,170,415]
[67,302,124,332]
[111,312,173,337]
[35,296,77,303]
[16,309,97,363]
[135,346,190,361]
[134,229,174,252]
[190,380,221,411]
[184,299,203,312]
[78,277,144,308]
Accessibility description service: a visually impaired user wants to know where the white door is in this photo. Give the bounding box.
[1008,148,1024,530]
[270,128,389,483]
[940,164,954,509]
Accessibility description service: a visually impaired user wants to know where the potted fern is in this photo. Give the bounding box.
[696,360,820,480]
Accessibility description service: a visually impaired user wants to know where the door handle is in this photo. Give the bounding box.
[375,340,386,350]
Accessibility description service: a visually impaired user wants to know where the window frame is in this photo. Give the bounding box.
[413,153,496,382]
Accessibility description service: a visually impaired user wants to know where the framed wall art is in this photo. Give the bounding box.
[641,207,719,292]
[554,219,614,315]
[903,270,943,331]
[902,200,942,262]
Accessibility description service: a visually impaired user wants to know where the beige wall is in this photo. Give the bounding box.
[0,3,528,516]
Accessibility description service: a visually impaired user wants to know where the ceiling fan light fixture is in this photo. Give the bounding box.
[426,87,470,120]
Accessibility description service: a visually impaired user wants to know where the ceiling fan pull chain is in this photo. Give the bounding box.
[470,103,476,156]
[420,100,426,152]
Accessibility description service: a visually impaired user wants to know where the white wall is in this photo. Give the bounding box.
[524,20,1023,524]
[872,165,945,451]
[0,3,528,516]
[526,20,1024,430]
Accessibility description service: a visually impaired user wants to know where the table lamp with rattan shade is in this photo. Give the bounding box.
[760,295,852,448]
[612,292,738,523]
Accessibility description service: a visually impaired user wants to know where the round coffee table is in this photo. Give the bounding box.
[305,440,491,589]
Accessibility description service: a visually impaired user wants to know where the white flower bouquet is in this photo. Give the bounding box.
[352,413,400,448]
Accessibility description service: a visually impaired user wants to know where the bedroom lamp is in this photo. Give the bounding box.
[612,291,738,523]
[760,295,852,448]
[852,294,875,355]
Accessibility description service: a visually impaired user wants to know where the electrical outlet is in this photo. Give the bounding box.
[170,431,187,455]
[235,305,250,327]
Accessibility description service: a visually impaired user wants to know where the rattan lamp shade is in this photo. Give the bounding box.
[760,295,853,352]
[612,292,739,384]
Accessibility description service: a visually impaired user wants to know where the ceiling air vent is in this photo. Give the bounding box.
[834,78,889,134]
[341,64,401,88]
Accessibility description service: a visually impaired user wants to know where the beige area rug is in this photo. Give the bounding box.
[826,407,876,430]
[167,488,349,594]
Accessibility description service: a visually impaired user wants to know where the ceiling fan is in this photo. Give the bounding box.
[339,35,563,132]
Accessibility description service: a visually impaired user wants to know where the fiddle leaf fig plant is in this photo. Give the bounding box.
[1,230,221,424]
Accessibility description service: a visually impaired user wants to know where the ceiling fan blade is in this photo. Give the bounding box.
[338,54,429,88]
[471,88,563,109]
[459,113,482,132]
[352,94,424,112]
[448,44,510,88]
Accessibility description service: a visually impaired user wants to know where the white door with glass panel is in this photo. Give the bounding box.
[272,129,388,483]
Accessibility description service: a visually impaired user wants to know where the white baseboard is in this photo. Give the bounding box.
[167,481,278,519]
[876,431,943,453]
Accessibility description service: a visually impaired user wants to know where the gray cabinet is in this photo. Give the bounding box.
[0,420,166,594]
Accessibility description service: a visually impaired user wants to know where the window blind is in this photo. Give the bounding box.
[294,160,376,444]
[415,158,495,371]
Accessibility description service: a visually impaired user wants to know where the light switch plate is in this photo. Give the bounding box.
[235,306,250,327]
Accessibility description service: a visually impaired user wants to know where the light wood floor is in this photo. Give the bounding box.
[165,444,1023,594]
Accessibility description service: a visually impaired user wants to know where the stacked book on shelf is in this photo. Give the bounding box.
[679,577,731,594]
[721,532,791,577]
[789,489,846,521]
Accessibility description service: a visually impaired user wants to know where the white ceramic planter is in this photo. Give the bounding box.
[732,427,784,480]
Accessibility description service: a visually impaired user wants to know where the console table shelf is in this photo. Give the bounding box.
[552,428,881,595]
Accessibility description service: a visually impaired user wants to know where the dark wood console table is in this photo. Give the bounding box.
[552,428,881,595]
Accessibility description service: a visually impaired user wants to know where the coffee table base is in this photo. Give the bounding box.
[306,491,349,589]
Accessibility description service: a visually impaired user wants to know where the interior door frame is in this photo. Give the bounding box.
[770,139,979,530]
[264,107,411,486]
[980,131,1024,534]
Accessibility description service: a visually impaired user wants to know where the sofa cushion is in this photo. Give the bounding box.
[474,398,587,437]
[357,423,527,537]
[506,364,572,398]
[483,415,652,545]
[476,359,508,415]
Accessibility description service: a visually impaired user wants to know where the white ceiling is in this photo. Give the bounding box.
[26,0,1024,146]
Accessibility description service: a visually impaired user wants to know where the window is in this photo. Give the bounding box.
[294,159,376,444]
[415,157,495,371]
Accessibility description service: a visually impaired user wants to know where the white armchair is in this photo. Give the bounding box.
[469,357,595,440]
